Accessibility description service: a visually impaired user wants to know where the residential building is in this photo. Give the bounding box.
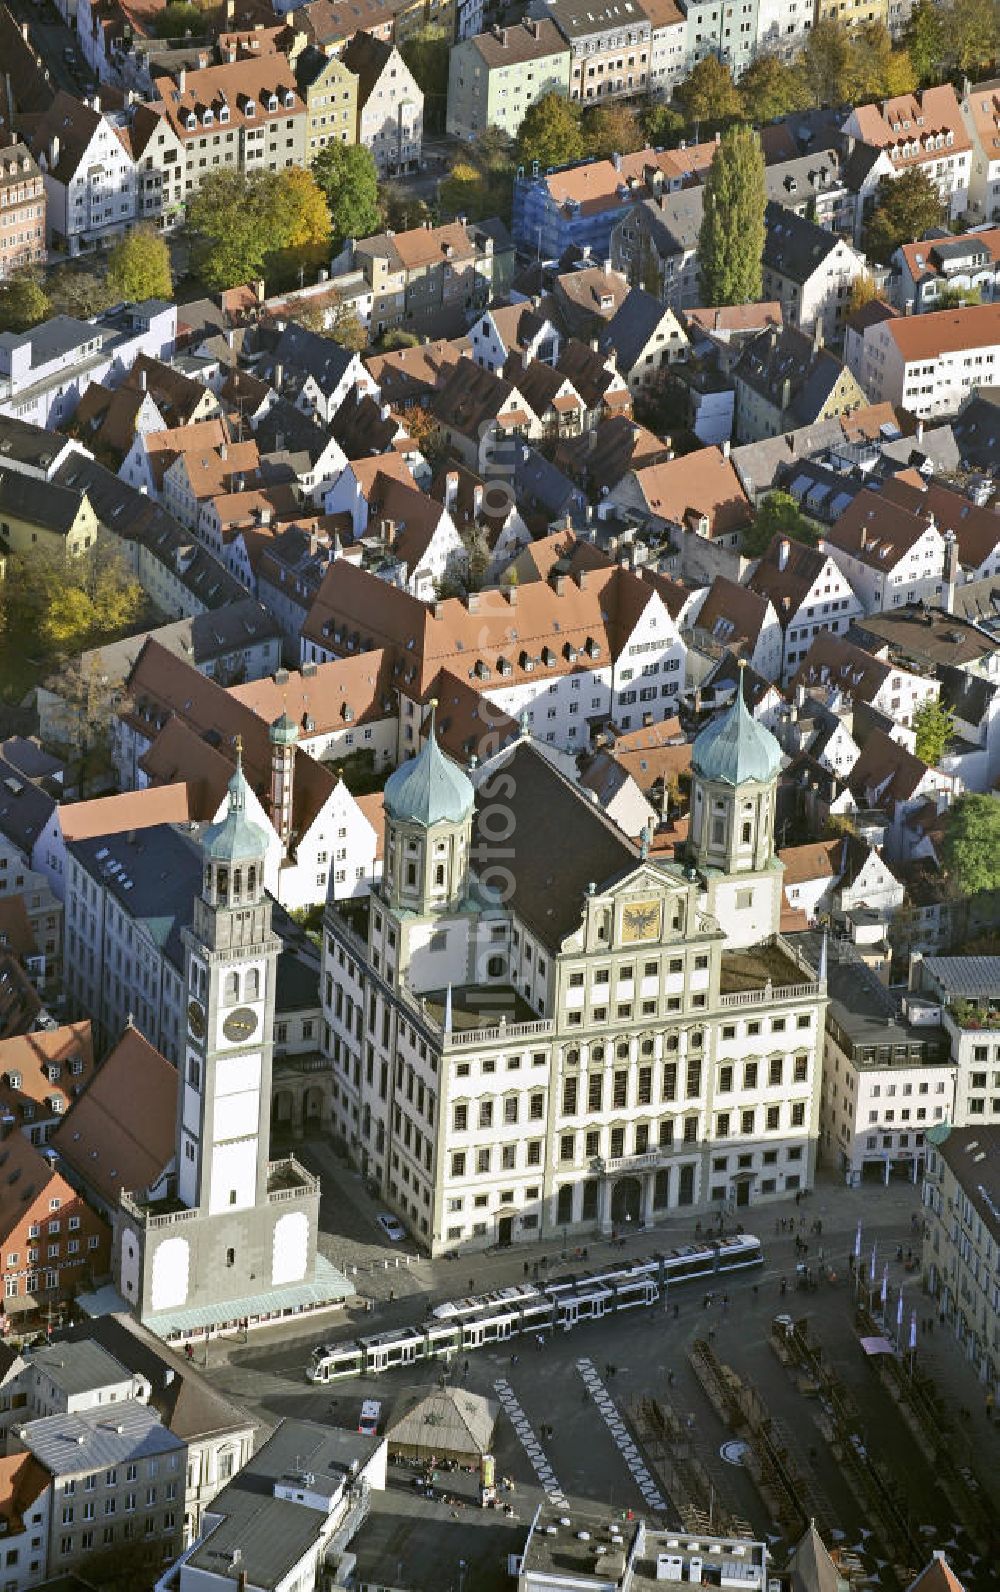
[893,228,1000,313]
[846,303,1000,417]
[761,202,868,345]
[0,143,45,281]
[301,550,687,749]
[19,92,136,254]
[766,148,856,238]
[158,1420,386,1592]
[790,630,940,730]
[513,147,700,262]
[733,324,867,444]
[748,535,865,685]
[9,1400,186,1579]
[755,0,812,59]
[815,0,888,29]
[151,56,308,195]
[911,956,1000,1130]
[124,103,187,233]
[549,262,631,340]
[0,1021,95,1148]
[923,1122,999,1397]
[612,187,704,311]
[0,472,99,560]
[251,320,376,423]
[295,45,358,159]
[961,77,1000,226]
[469,298,564,375]
[640,0,687,96]
[342,33,422,176]
[682,0,759,76]
[298,0,471,48]
[607,445,754,584]
[543,0,651,102]
[446,20,571,142]
[45,1315,256,1547]
[597,287,688,393]
[684,576,784,682]
[844,85,973,222]
[819,945,952,1186]
[0,1131,110,1322]
[0,1451,49,1590]
[518,1509,768,1592]
[0,302,177,430]
[823,486,950,613]
[320,686,826,1253]
[353,220,513,340]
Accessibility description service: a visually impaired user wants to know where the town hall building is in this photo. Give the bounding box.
[320,676,828,1254]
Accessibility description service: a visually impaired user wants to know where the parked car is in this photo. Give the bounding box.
[377,1212,406,1242]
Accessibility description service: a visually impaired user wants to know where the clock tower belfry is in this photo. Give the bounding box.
[113,742,341,1338]
[179,741,280,1215]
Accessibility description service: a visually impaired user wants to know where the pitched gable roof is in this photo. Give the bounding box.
[849,726,930,806]
[50,1025,177,1208]
[627,446,753,540]
[748,535,831,626]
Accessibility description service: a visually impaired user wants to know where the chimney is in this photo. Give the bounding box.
[467,591,480,613]
[140,366,147,392]
[444,470,459,510]
[274,362,284,391]
[942,527,959,614]
[721,439,730,459]
[472,483,483,517]
[219,442,228,460]
[778,538,790,572]
[551,571,565,596]
[812,316,824,353]
[506,583,517,606]
[575,567,588,591]
[50,134,60,169]
[915,418,924,445]
[612,152,622,172]
[178,67,186,92]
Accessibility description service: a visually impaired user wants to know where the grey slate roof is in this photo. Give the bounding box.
[24,1340,133,1399]
[0,416,76,473]
[68,822,202,971]
[599,287,670,373]
[0,314,102,373]
[71,599,281,686]
[763,200,845,284]
[254,322,355,396]
[631,187,703,257]
[0,754,56,855]
[472,741,637,950]
[513,445,585,521]
[952,388,1000,473]
[186,1419,379,1588]
[734,324,851,426]
[920,956,1000,1000]
[15,1398,184,1476]
[0,470,86,536]
[251,396,335,465]
[765,148,845,209]
[544,0,649,39]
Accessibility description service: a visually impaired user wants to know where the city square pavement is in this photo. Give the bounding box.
[200,1143,1000,1590]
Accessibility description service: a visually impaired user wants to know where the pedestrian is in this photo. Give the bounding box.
[667,1370,676,1387]
[896,1245,904,1262]
[673,1303,680,1320]
[780,1277,787,1296]
[752,1284,759,1300]
[605,1362,612,1378]
[816,1219,822,1236]
[582,1388,589,1405]
[524,1261,530,1277]
[795,1190,801,1207]
[722,1293,729,1313]
[389,1289,394,1303]
[463,1359,470,1378]
[511,1354,519,1365]
[708,1325,716,1344]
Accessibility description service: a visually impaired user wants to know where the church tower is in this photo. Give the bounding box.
[689,666,784,946]
[381,703,474,916]
[179,744,280,1214]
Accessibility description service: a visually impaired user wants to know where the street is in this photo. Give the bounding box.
[7,0,95,99]
[197,1154,999,1591]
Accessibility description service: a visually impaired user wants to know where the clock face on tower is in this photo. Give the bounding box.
[187,1000,206,1039]
[223,1006,259,1044]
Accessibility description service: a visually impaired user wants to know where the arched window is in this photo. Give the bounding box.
[247,866,256,898]
[225,971,239,1003]
[406,863,417,887]
[246,968,260,1000]
[434,865,445,887]
[231,868,242,903]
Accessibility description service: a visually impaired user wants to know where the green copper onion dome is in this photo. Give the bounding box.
[692,666,781,787]
[384,704,474,828]
[202,740,270,861]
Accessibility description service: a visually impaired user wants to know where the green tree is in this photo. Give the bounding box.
[904,0,947,82]
[152,1,202,34]
[378,329,421,350]
[674,55,742,132]
[913,698,955,765]
[440,126,515,225]
[7,535,144,655]
[47,266,113,318]
[951,0,999,73]
[797,18,853,106]
[106,225,173,303]
[581,103,645,159]
[640,101,685,147]
[0,270,49,333]
[742,491,818,556]
[936,283,982,307]
[517,92,583,171]
[848,272,883,315]
[186,168,271,289]
[845,21,915,101]
[312,143,382,248]
[942,793,1000,896]
[739,53,808,123]
[400,25,450,134]
[328,302,367,353]
[864,167,945,262]
[381,182,433,233]
[698,125,766,307]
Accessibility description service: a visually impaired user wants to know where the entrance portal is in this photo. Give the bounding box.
[611,1176,642,1227]
[736,1180,751,1209]
[497,1215,513,1248]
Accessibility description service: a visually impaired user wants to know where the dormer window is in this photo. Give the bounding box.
[283,89,295,108]
[185,113,196,130]
[202,109,214,126]
[6,1073,20,1091]
[267,94,278,112]
[245,101,255,117]
[219,105,229,123]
